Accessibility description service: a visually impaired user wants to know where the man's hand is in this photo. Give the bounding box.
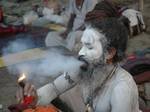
[16,82,38,107]
[60,31,69,39]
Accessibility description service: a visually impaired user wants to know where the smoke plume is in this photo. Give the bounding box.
[2,38,83,87]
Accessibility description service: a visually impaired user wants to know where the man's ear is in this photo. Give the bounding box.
[106,47,116,64]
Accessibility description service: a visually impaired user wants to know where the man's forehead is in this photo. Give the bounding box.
[81,28,104,44]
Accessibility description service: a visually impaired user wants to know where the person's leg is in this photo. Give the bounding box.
[66,30,83,53]
[45,31,66,47]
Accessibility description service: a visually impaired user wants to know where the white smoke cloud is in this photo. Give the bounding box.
[2,34,36,55]
[2,39,83,86]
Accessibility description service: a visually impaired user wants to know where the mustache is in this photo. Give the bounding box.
[78,55,89,71]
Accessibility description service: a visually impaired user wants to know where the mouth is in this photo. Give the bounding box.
[78,55,89,71]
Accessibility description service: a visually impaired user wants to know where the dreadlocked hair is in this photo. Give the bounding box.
[85,0,119,22]
[87,18,128,63]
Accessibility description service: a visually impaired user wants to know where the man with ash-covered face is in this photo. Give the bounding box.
[16,18,141,112]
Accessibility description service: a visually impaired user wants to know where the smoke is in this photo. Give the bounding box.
[2,38,83,86]
[2,34,36,55]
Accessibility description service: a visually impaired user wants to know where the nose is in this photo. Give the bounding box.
[78,47,85,56]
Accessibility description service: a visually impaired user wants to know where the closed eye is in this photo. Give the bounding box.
[88,47,93,50]
[84,43,93,50]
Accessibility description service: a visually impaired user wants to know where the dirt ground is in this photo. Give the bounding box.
[0,0,150,112]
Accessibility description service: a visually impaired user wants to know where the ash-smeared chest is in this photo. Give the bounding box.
[79,66,115,112]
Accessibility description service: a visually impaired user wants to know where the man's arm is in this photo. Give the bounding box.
[60,13,76,39]
[67,13,76,31]
[60,0,76,38]
[37,72,79,105]
[110,81,140,112]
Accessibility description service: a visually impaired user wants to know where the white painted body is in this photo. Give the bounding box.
[37,66,141,112]
[91,67,140,112]
[38,27,141,112]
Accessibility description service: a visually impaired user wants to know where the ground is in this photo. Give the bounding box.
[0,0,150,112]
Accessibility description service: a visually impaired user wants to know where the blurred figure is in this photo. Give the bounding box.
[23,0,67,25]
[45,0,99,51]
[0,5,26,35]
[42,0,67,24]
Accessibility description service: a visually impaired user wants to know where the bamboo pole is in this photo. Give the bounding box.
[138,0,144,12]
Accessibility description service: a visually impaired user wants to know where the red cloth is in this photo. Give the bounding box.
[0,25,26,35]
[23,96,34,105]
[0,6,26,35]
[134,71,150,84]
[8,96,34,112]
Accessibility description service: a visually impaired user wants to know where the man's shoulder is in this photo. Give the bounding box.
[116,67,133,79]
[113,67,137,89]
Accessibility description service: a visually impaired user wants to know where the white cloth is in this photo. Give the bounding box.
[67,0,98,31]
[23,11,38,25]
[122,9,145,28]
[37,66,141,112]
[45,31,66,47]
[45,30,83,53]
[37,83,58,105]
[42,7,68,25]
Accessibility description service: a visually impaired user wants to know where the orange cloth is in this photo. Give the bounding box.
[23,105,59,112]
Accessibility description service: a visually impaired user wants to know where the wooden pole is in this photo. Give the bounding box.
[138,0,144,12]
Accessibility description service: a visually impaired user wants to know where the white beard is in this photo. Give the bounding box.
[79,64,115,104]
